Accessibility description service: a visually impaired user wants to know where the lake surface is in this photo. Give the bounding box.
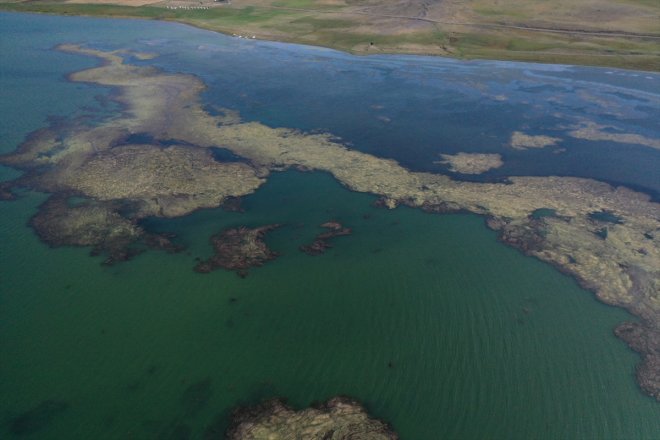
[1,12,659,439]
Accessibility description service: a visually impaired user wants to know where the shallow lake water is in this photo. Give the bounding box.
[1,12,659,439]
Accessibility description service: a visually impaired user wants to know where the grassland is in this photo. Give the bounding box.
[1,0,659,70]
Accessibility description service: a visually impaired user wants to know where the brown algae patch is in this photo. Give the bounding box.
[226,397,398,440]
[1,45,659,400]
[59,144,264,218]
[510,131,561,149]
[300,221,353,255]
[436,152,503,174]
[194,224,281,276]
[568,120,660,151]
[30,197,180,264]
[31,197,141,250]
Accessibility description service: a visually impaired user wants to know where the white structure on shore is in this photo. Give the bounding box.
[166,5,211,10]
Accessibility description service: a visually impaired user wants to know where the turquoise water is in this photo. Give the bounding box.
[1,12,659,439]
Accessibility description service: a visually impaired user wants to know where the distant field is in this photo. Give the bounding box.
[2,0,659,70]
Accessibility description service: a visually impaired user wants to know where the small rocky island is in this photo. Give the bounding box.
[436,152,503,174]
[195,225,281,276]
[300,221,352,255]
[226,397,398,440]
[510,131,560,149]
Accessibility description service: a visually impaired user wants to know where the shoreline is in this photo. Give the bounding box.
[1,7,659,72]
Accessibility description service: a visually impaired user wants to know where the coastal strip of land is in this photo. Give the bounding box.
[1,0,660,71]
[1,45,659,401]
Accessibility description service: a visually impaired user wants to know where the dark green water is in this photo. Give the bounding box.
[2,171,659,438]
[1,12,659,439]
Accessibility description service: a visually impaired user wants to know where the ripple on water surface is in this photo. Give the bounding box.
[0,12,659,439]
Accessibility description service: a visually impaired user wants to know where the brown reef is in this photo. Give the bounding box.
[194,224,281,276]
[615,322,660,400]
[568,120,660,151]
[30,196,181,264]
[510,131,561,149]
[226,397,399,440]
[300,221,352,256]
[0,45,658,400]
[436,152,503,174]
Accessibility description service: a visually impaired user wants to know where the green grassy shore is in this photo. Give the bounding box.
[1,0,659,71]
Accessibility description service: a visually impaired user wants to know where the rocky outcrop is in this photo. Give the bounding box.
[194,225,281,276]
[226,397,399,440]
[300,221,352,256]
[615,322,660,400]
[30,196,180,265]
[436,152,503,174]
[489,217,548,254]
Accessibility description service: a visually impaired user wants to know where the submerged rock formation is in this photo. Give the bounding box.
[9,400,69,437]
[221,196,245,213]
[226,397,398,440]
[194,225,281,276]
[31,196,180,264]
[300,221,352,256]
[1,45,659,399]
[615,322,660,400]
